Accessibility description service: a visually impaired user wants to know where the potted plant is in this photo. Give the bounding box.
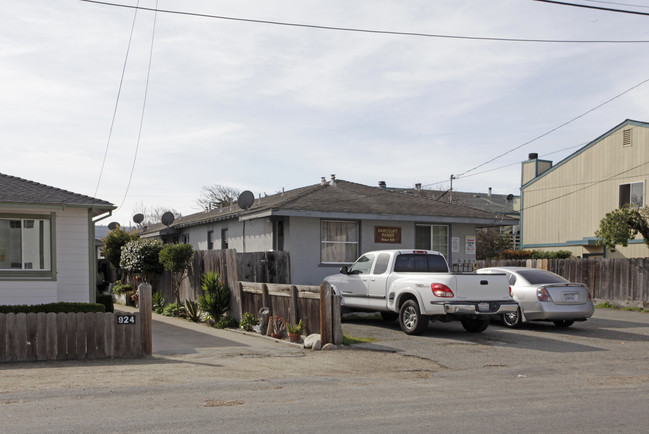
[270,316,286,339]
[286,319,304,343]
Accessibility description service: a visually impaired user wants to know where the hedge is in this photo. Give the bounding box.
[0,302,106,314]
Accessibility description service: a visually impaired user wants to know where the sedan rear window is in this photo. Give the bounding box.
[518,269,568,285]
[394,254,448,272]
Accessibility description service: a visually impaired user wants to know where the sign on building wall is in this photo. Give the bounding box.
[452,237,460,253]
[374,226,401,244]
[465,235,476,255]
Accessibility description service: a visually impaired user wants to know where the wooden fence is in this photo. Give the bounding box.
[238,281,343,345]
[1,285,153,363]
[139,250,290,321]
[476,258,649,306]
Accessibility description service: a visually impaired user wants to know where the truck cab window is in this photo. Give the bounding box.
[349,254,375,274]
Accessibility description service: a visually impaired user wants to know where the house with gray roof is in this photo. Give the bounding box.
[141,176,517,285]
[0,173,115,305]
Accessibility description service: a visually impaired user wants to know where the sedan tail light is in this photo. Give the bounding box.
[537,287,552,302]
[509,286,513,297]
[432,283,454,298]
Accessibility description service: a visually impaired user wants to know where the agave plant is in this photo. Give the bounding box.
[198,271,231,323]
[184,299,201,323]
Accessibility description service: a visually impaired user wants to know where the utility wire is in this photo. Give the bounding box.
[117,0,158,211]
[93,0,140,199]
[534,0,649,15]
[453,75,649,179]
[522,161,649,210]
[584,0,649,9]
[79,0,649,43]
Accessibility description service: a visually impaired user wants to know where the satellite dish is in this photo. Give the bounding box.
[238,190,255,211]
[108,222,120,231]
[133,213,144,224]
[506,194,514,201]
[161,212,175,227]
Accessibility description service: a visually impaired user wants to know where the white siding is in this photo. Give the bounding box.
[56,208,91,302]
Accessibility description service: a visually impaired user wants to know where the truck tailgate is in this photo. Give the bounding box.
[452,273,510,301]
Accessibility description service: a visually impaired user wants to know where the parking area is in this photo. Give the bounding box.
[342,308,649,373]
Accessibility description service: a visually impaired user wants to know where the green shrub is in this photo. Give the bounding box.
[96,294,114,313]
[0,302,105,314]
[215,315,239,329]
[240,312,258,332]
[102,227,138,271]
[112,280,134,295]
[162,302,180,317]
[120,239,164,283]
[498,249,534,260]
[152,291,166,314]
[531,250,573,259]
[286,319,304,334]
[197,272,231,322]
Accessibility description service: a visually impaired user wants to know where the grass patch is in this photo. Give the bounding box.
[596,301,648,313]
[343,334,378,346]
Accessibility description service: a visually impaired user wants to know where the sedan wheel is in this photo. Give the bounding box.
[502,307,522,328]
[553,320,574,328]
[399,299,428,335]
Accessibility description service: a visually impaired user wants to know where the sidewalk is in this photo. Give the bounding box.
[115,305,304,357]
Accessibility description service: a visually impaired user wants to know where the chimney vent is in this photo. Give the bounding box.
[528,153,538,160]
[330,174,336,187]
[378,181,387,189]
[321,177,327,186]
[488,187,492,196]
[415,183,421,191]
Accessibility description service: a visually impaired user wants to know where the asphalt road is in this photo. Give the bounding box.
[1,308,648,433]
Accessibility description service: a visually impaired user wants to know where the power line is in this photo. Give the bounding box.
[93,0,140,199]
[534,0,649,15]
[522,160,649,211]
[453,75,649,179]
[584,0,649,9]
[116,0,159,211]
[79,0,649,44]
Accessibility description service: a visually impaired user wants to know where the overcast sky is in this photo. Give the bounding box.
[3,0,649,226]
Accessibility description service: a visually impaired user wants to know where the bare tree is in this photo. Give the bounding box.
[131,201,182,226]
[196,184,241,211]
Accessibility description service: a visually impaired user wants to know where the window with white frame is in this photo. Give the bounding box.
[415,224,448,258]
[321,220,359,263]
[619,182,644,207]
[0,217,51,271]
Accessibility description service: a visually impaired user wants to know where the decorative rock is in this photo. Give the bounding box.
[311,340,322,351]
[303,333,321,349]
[322,343,337,351]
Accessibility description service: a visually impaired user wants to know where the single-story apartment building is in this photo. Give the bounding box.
[0,173,115,305]
[141,177,517,285]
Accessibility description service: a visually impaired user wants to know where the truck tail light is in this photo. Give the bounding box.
[432,283,454,298]
[537,287,552,302]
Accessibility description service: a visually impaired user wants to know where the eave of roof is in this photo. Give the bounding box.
[0,172,115,211]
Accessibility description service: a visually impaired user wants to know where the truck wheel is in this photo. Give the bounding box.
[461,318,490,333]
[502,308,522,328]
[381,311,398,322]
[399,299,428,335]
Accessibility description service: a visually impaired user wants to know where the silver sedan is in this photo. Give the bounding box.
[476,267,594,328]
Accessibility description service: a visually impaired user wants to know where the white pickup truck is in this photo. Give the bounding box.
[323,249,518,335]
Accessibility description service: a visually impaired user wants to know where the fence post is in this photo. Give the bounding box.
[139,283,153,356]
[320,281,333,344]
[289,285,299,326]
